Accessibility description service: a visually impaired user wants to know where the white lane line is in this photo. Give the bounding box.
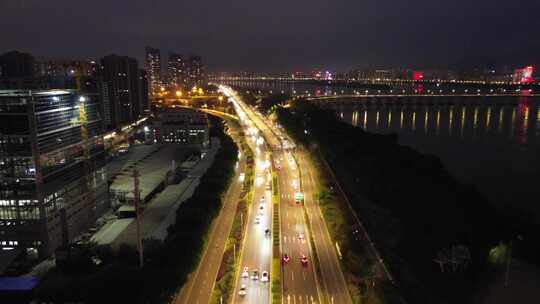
[302,271,306,280]
[293,295,296,304]
[291,271,294,281]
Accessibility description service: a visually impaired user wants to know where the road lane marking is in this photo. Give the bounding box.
[291,271,294,281]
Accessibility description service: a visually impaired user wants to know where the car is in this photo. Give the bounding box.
[265,228,270,236]
[301,255,309,266]
[260,196,265,203]
[255,216,260,224]
[298,233,305,242]
[261,271,269,282]
[242,266,249,278]
[238,284,247,296]
[265,182,271,190]
[282,254,290,264]
[239,173,245,182]
[259,204,264,211]
[251,270,259,280]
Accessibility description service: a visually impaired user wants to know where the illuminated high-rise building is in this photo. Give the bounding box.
[0,89,107,258]
[145,46,162,94]
[167,53,186,90]
[187,55,204,88]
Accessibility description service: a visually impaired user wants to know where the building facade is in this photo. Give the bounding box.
[167,53,186,90]
[100,54,143,130]
[0,90,107,258]
[145,47,162,95]
[153,108,209,147]
[187,55,204,88]
[0,51,35,78]
[34,59,98,78]
[138,69,149,115]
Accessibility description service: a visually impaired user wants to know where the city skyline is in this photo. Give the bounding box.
[1,1,539,72]
[0,1,539,303]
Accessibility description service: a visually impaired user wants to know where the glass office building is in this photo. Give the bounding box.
[0,90,107,258]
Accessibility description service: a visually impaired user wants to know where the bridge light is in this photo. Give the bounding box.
[175,90,183,97]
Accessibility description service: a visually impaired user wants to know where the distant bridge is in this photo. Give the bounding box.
[304,93,539,102]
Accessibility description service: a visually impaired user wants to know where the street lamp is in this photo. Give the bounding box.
[175,90,182,97]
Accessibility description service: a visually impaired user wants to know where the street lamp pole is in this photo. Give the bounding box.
[133,168,144,268]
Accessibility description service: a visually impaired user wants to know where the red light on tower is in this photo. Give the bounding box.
[413,71,424,81]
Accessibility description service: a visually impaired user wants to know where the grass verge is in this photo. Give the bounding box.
[210,135,255,304]
[307,150,388,303]
[271,258,282,304]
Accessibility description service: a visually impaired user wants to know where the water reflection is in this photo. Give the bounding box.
[329,97,539,146]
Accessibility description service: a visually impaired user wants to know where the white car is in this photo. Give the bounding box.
[238,284,247,296]
[259,204,264,211]
[255,216,260,224]
[242,266,249,278]
[251,270,259,280]
[260,196,265,203]
[261,271,269,282]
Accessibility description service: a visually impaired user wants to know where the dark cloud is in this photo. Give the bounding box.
[1,0,539,71]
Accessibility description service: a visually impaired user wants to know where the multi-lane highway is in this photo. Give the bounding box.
[297,151,352,304]
[276,149,320,304]
[221,85,352,304]
[230,98,273,304]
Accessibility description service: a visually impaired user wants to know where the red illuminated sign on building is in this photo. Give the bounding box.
[513,66,534,84]
[413,71,424,81]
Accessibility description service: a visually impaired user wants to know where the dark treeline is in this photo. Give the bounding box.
[235,91,290,115]
[34,116,238,303]
[275,100,525,303]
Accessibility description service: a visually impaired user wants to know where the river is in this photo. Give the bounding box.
[223,81,540,222]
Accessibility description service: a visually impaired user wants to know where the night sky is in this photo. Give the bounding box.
[1,0,539,72]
